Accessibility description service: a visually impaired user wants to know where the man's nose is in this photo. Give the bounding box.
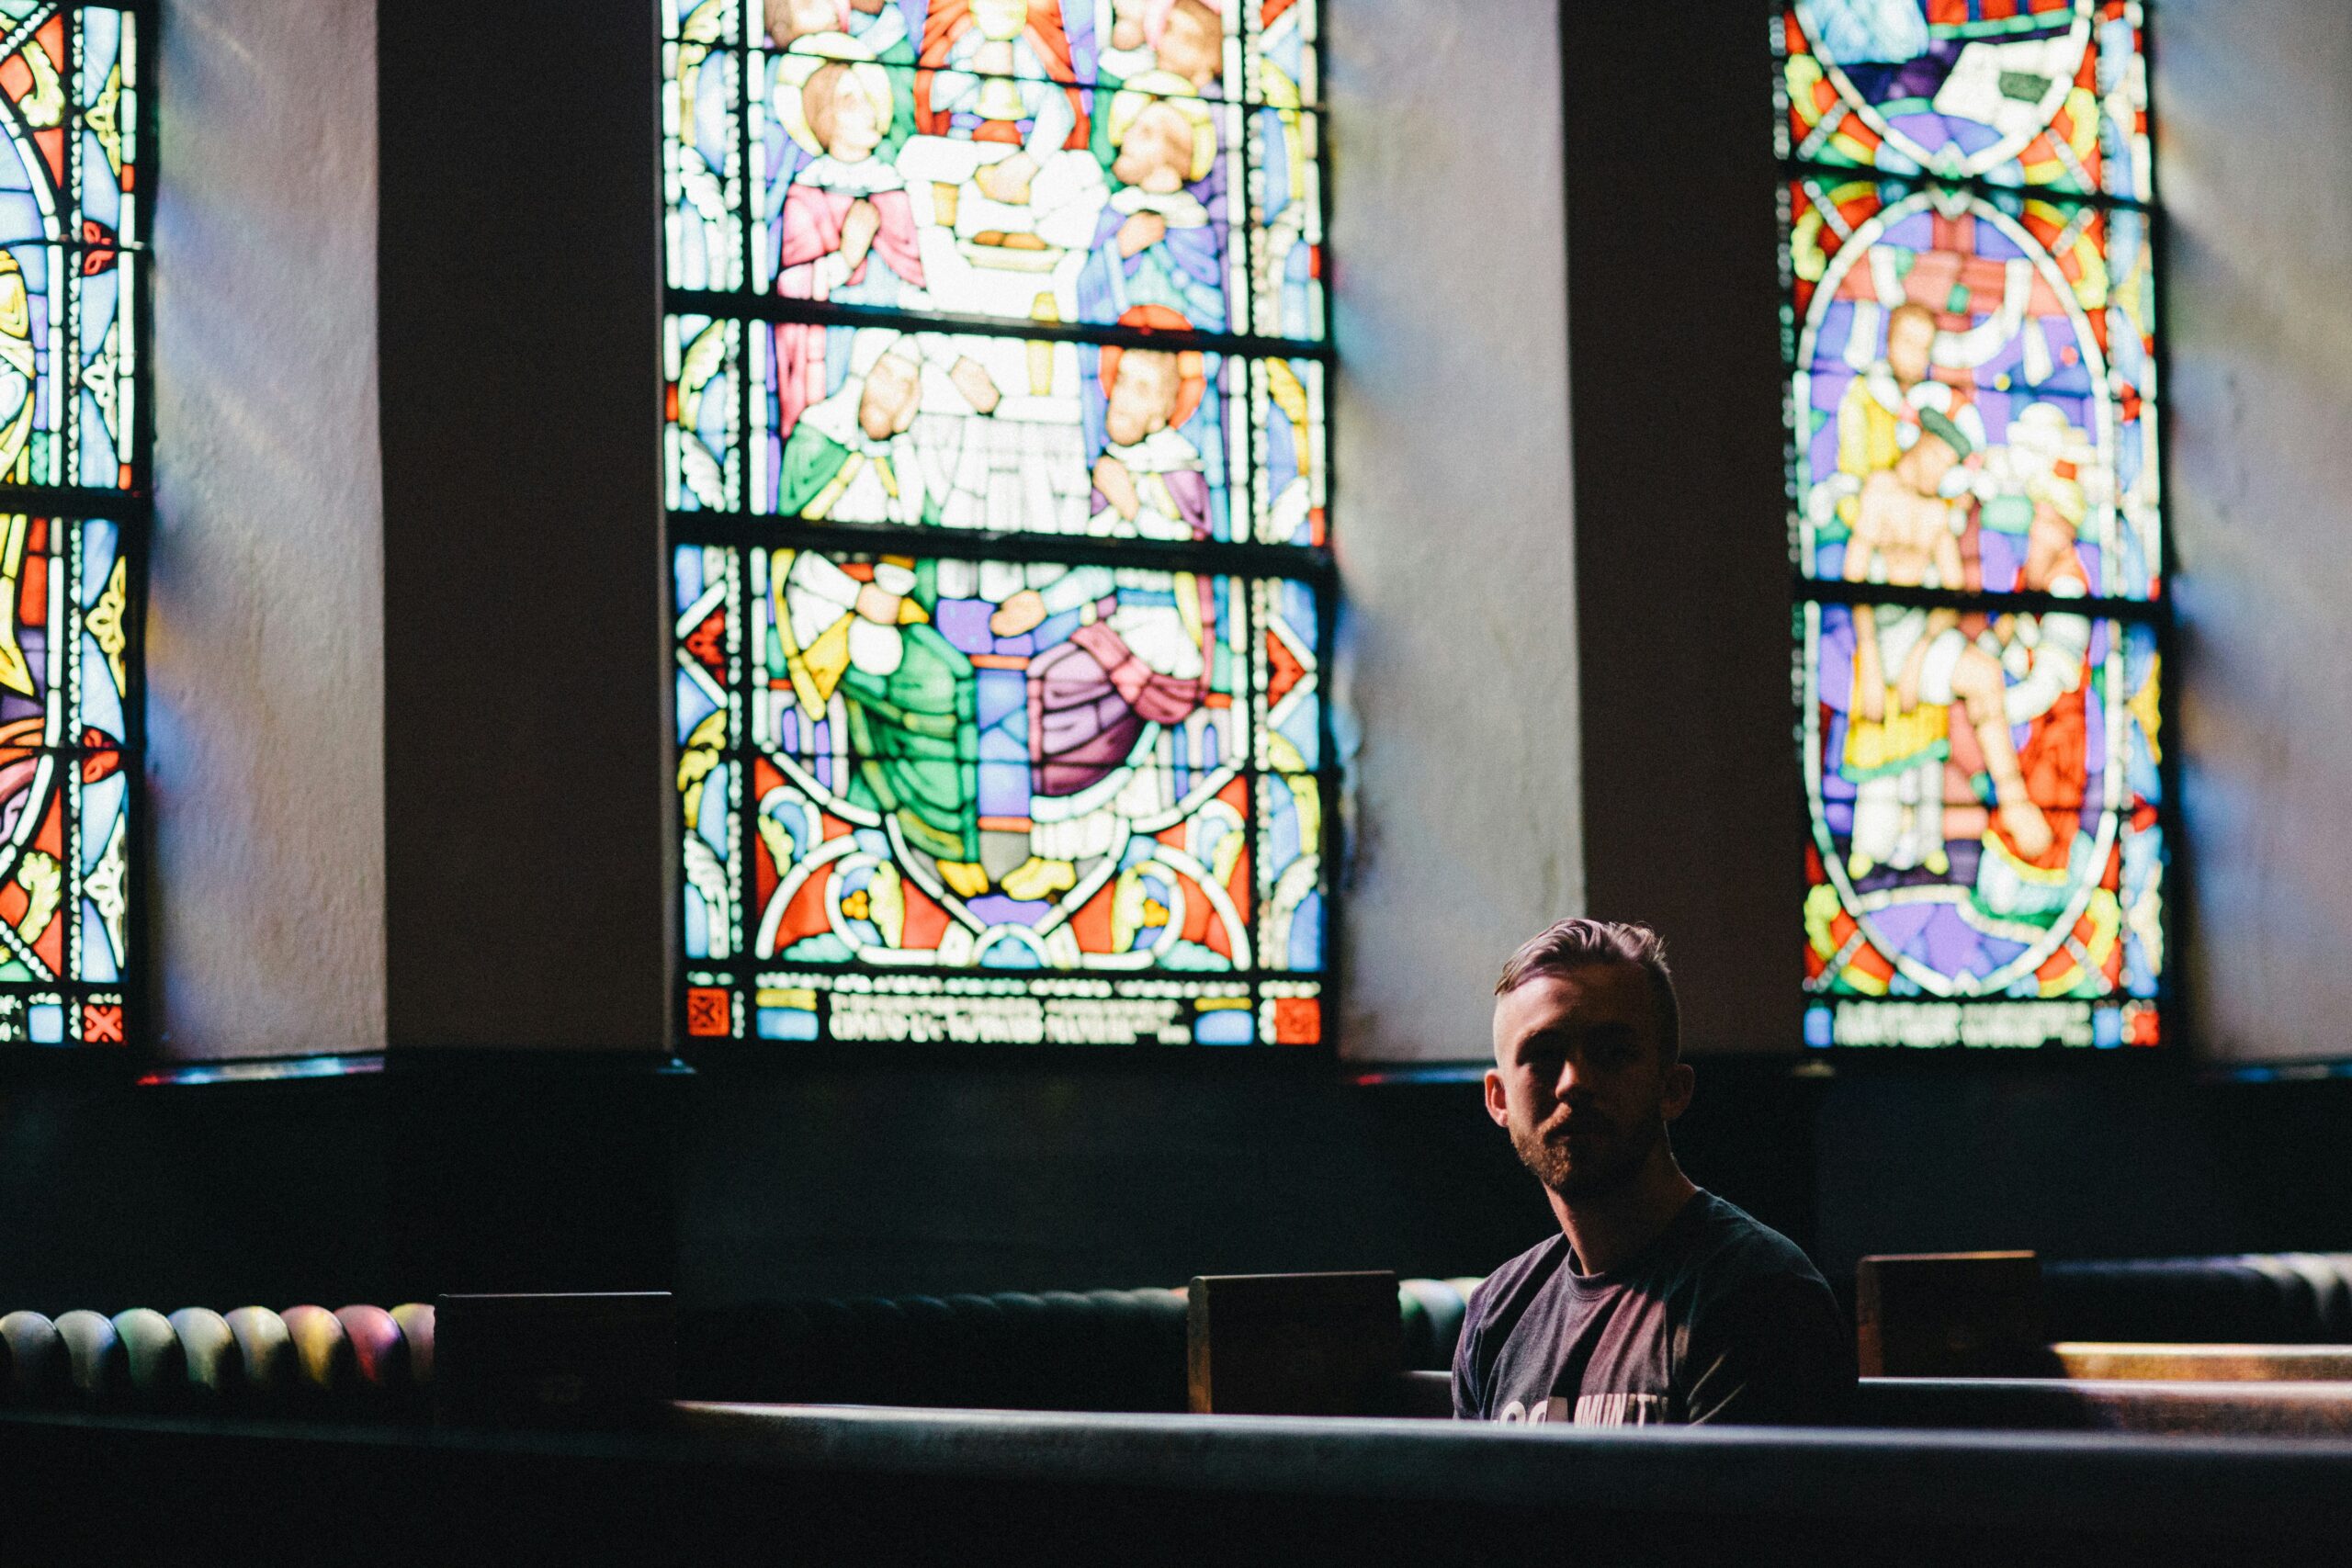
[1552,1054,1583,1098]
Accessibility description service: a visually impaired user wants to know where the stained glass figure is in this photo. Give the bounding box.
[0,6,143,1047]
[1780,2,2164,1051]
[663,1,1329,1048]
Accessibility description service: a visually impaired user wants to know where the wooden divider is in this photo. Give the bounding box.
[1857,1252,2049,1377]
[1187,1272,1401,1416]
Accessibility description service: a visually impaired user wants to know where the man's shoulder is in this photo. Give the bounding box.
[1676,1193,1834,1297]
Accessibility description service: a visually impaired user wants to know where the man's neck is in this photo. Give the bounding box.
[1547,1144,1700,1277]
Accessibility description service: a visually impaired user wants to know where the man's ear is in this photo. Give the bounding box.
[1661,1059,1696,1123]
[1483,1067,1510,1130]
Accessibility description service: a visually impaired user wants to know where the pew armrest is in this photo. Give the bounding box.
[1379,1370,1454,1419]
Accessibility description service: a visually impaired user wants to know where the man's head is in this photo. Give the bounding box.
[1487,919,1693,1205]
[1112,99,1202,192]
[1885,301,1938,386]
[800,60,890,162]
[1155,0,1224,89]
[1103,345,1183,445]
[767,0,849,46]
[858,349,923,439]
[1108,81,1216,194]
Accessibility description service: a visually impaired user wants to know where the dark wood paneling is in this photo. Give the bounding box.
[377,0,669,1049]
[1561,5,1802,1052]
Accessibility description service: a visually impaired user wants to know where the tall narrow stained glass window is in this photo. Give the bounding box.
[0,4,142,1048]
[664,0,1331,1047]
[1779,2,2166,1051]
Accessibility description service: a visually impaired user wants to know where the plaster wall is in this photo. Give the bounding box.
[1327,0,1582,1062]
[147,0,385,1055]
[2160,0,2352,1062]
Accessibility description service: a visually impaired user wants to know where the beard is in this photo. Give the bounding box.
[1509,1103,1664,1204]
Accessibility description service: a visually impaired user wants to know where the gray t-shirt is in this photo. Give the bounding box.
[1452,1190,1853,1426]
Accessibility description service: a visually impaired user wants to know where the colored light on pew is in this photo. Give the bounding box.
[1346,1065,1486,1087]
[282,1305,354,1397]
[136,1054,386,1088]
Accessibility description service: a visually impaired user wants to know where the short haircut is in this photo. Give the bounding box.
[1495,919,1680,1067]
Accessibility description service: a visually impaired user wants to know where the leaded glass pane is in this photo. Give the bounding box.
[1247,101,1319,343]
[1801,597,2161,1043]
[1251,351,1320,544]
[673,540,1329,1045]
[665,39,743,293]
[666,313,742,512]
[745,57,1248,333]
[1775,0,2150,201]
[0,515,131,1032]
[1245,0,1316,108]
[747,322,1248,535]
[1786,178,2159,601]
[0,6,143,1047]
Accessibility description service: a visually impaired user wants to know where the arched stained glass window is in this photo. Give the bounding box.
[663,0,1331,1047]
[0,4,142,1048]
[1778,2,2168,1051]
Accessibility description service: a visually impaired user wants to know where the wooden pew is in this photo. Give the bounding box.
[16,1397,2352,1562]
[1857,1377,2352,1438]
[1860,1252,2352,1388]
[2048,1343,2352,1381]
[1186,1271,1404,1416]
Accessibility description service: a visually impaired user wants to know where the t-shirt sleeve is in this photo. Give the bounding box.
[1450,1288,1487,1419]
[1679,1270,1856,1427]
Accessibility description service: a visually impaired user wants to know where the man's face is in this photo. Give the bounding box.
[1113,103,1195,193]
[1159,1,1223,86]
[1486,964,1690,1205]
[1886,310,1936,385]
[769,0,827,44]
[1105,350,1182,446]
[859,354,922,439]
[824,79,884,163]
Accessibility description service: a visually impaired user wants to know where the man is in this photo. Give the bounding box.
[775,329,1003,528]
[769,548,990,901]
[1077,74,1226,333]
[1817,300,1986,553]
[1455,919,1853,1425]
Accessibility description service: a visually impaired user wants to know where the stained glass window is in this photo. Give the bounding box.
[664,0,1329,1047]
[0,4,143,1048]
[1779,2,2167,1051]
